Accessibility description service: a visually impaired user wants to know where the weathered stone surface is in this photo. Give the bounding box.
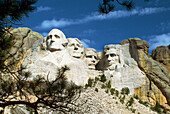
[23,29,100,86]
[6,27,44,70]
[152,45,170,73]
[120,39,129,45]
[4,28,169,111]
[96,44,146,94]
[128,38,170,107]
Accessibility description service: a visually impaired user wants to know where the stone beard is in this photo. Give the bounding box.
[46,29,67,52]
[84,48,98,70]
[104,46,119,70]
[67,38,84,59]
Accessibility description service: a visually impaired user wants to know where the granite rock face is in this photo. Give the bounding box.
[96,44,145,94]
[4,28,169,110]
[152,45,170,73]
[124,38,170,107]
[5,27,44,70]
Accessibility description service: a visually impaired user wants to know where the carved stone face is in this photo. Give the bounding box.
[67,38,84,58]
[84,48,98,70]
[104,45,119,70]
[46,29,67,52]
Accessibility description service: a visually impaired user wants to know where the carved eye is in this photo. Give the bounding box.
[86,55,92,58]
[110,54,116,57]
[94,56,97,59]
[47,35,52,40]
[106,55,109,58]
[71,44,74,47]
[54,35,60,38]
[76,44,80,47]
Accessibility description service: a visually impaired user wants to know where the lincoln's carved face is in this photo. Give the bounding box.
[67,38,84,58]
[84,48,98,70]
[46,29,67,52]
[104,45,119,70]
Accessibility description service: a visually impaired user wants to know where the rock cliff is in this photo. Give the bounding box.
[120,38,170,108]
[3,27,169,112]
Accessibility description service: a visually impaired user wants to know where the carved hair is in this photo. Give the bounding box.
[67,38,83,47]
[104,45,119,55]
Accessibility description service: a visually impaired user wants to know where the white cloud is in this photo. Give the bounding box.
[149,33,170,51]
[81,39,95,48]
[36,19,74,29]
[36,7,169,29]
[35,6,52,13]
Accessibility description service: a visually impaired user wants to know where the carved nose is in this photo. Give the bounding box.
[92,60,95,63]
[108,55,112,60]
[51,40,55,44]
[74,46,78,50]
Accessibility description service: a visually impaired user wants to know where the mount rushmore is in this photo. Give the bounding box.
[5,27,170,109]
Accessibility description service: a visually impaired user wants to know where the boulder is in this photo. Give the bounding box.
[152,45,170,73]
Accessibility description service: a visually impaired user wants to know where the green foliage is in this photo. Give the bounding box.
[105,89,109,93]
[85,78,94,88]
[121,87,130,95]
[126,97,134,107]
[95,77,99,82]
[139,100,148,107]
[163,108,167,113]
[119,95,125,104]
[101,83,106,89]
[95,88,98,92]
[106,80,111,88]
[115,90,119,97]
[98,0,133,14]
[100,74,106,83]
[150,101,162,114]
[130,108,136,113]
[134,94,139,99]
[26,105,34,114]
[110,88,115,95]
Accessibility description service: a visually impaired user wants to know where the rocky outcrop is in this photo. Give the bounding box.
[121,38,170,107]
[152,45,170,73]
[3,27,169,111]
[5,27,44,70]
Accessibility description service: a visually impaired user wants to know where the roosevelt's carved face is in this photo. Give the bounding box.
[84,48,98,70]
[104,45,119,70]
[46,29,67,52]
[67,38,84,58]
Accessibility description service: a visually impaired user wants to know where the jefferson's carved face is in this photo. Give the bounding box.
[67,38,84,58]
[104,45,119,70]
[84,48,98,70]
[46,29,67,52]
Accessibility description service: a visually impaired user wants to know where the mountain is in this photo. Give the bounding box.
[2,27,170,113]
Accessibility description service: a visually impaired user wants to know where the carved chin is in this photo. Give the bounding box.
[88,64,95,70]
[108,65,115,70]
[72,52,82,58]
[50,46,64,51]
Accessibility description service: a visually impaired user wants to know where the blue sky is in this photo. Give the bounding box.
[16,0,170,53]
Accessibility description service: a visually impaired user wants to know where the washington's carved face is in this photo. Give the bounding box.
[104,45,119,70]
[67,38,84,58]
[46,29,67,52]
[84,48,98,70]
